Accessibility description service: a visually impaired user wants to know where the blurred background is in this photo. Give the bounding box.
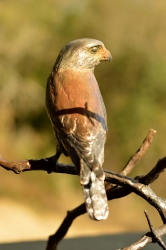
[0,0,166,243]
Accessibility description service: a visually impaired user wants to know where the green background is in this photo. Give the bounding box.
[0,0,166,238]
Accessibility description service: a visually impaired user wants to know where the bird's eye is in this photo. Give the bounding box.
[91,46,99,53]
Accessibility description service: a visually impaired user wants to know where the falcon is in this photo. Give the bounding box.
[46,38,112,220]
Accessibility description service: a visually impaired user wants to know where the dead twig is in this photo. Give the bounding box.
[105,128,156,190]
[120,128,157,176]
[119,215,166,250]
[144,210,166,250]
[46,203,86,250]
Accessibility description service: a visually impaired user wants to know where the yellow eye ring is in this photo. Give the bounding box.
[91,46,98,53]
[90,45,102,53]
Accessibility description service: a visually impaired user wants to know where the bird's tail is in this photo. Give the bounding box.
[80,159,109,220]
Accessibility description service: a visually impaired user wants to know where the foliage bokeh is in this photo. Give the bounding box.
[1,0,166,236]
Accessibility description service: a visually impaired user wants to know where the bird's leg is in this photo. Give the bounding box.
[53,150,62,162]
[47,150,62,174]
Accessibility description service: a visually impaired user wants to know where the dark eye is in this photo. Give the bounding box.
[91,46,99,53]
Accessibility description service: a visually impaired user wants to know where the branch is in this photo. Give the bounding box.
[120,128,157,175]
[105,171,166,223]
[119,212,166,250]
[46,170,166,250]
[46,203,86,250]
[144,210,166,250]
[0,154,77,175]
[0,129,156,176]
[105,129,156,190]
[45,163,166,250]
[1,128,166,250]
[137,156,166,185]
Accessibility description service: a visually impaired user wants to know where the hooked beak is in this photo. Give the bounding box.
[101,49,112,62]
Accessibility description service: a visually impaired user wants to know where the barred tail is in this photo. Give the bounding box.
[80,159,109,220]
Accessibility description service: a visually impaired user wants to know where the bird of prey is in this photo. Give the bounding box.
[46,38,112,220]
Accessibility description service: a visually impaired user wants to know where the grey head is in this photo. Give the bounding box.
[53,38,112,71]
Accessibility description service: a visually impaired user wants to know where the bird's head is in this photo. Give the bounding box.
[54,38,112,71]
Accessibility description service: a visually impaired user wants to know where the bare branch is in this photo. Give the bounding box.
[46,203,86,250]
[3,150,166,223]
[105,128,156,190]
[45,184,133,250]
[137,157,166,185]
[105,171,166,223]
[44,170,166,250]
[120,128,157,176]
[0,129,157,176]
[1,128,166,250]
[144,210,166,250]
[0,154,77,175]
[119,218,166,250]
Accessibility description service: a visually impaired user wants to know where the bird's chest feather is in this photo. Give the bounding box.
[48,70,106,136]
[55,70,101,110]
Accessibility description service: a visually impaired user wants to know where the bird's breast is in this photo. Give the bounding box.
[54,70,102,112]
[48,70,107,135]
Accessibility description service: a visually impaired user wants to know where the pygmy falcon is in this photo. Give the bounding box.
[46,38,112,220]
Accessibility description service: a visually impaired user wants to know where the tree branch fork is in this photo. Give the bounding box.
[1,129,166,250]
